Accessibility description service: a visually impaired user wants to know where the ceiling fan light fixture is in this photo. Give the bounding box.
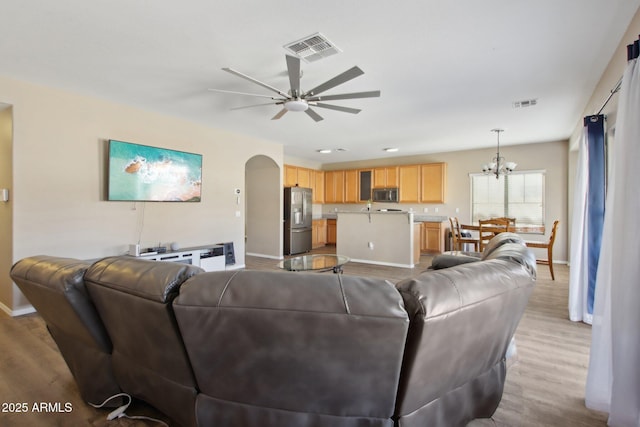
[284,99,309,112]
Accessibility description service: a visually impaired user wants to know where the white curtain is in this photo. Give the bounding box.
[568,128,591,324]
[585,55,640,426]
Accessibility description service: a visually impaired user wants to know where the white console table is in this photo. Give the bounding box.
[134,244,226,272]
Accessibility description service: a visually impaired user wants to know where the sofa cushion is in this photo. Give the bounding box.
[174,269,409,427]
[480,232,525,259]
[483,242,537,278]
[430,251,481,270]
[84,256,203,427]
[395,245,535,426]
[10,256,121,406]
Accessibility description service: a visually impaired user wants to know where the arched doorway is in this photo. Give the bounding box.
[245,155,282,258]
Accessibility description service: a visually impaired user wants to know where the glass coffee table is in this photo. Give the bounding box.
[278,254,350,274]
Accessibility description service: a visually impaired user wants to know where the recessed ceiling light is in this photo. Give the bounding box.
[334,148,347,152]
[317,149,332,154]
[383,148,399,152]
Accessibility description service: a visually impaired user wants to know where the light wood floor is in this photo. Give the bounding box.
[0,248,608,426]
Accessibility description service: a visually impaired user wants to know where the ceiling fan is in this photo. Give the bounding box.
[209,55,380,122]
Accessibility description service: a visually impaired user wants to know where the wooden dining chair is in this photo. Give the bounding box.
[478,218,513,251]
[525,220,559,280]
[492,217,516,228]
[449,217,479,252]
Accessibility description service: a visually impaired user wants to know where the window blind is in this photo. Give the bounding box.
[471,171,545,231]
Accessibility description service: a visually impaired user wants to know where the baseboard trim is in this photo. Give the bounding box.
[0,301,36,317]
[246,252,283,260]
[349,258,415,269]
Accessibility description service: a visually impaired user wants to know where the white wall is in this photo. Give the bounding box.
[0,105,12,310]
[0,75,283,312]
[245,155,282,258]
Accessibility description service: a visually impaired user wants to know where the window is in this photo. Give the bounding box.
[470,170,545,233]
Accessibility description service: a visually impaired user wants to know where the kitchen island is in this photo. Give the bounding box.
[336,211,420,268]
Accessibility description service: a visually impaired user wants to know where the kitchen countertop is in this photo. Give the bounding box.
[319,211,447,222]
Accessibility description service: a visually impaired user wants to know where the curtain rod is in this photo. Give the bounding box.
[595,76,623,116]
[593,37,639,116]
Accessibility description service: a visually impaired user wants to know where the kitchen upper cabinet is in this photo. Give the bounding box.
[399,165,420,203]
[373,166,399,188]
[312,170,325,204]
[297,168,311,188]
[283,164,311,188]
[284,162,446,205]
[359,170,372,201]
[324,170,345,204]
[420,163,447,203]
[284,165,298,187]
[344,170,359,203]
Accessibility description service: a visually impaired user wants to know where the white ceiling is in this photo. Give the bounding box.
[1,1,638,163]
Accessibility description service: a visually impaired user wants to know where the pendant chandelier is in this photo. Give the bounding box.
[482,128,517,179]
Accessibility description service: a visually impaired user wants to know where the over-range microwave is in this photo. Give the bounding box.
[372,188,399,203]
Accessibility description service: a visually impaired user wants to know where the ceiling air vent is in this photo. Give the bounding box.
[284,32,341,63]
[513,98,538,108]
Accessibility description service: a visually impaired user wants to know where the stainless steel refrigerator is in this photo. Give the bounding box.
[284,187,312,255]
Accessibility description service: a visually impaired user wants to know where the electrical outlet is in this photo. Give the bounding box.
[435,207,439,213]
[368,242,374,250]
[455,207,460,213]
[423,207,429,213]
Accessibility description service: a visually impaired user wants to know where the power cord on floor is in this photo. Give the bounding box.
[89,393,169,426]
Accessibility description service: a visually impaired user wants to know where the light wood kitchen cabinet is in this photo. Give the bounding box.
[373,166,399,188]
[312,219,327,248]
[359,169,373,201]
[296,168,311,188]
[420,163,447,203]
[399,164,421,203]
[284,165,298,187]
[284,162,446,206]
[326,219,337,244]
[312,170,325,204]
[344,169,359,203]
[414,223,422,264]
[420,221,445,253]
[324,170,345,204]
[283,164,311,188]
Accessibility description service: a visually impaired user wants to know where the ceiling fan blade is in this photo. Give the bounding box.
[313,103,361,114]
[208,88,282,100]
[305,108,324,122]
[222,67,291,99]
[306,90,381,102]
[271,108,288,120]
[305,66,364,97]
[286,55,301,97]
[230,102,277,111]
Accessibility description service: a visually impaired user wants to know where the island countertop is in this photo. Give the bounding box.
[322,211,447,222]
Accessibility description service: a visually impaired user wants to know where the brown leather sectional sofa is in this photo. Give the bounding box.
[10,234,536,427]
